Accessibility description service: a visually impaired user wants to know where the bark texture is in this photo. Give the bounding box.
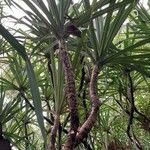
[59,40,79,149]
[76,65,101,145]
[48,115,60,150]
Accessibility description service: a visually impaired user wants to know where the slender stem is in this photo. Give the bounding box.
[58,123,62,150]
[126,72,143,150]
[126,72,135,141]
[25,122,29,150]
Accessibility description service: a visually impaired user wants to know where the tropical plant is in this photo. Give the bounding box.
[0,0,150,150]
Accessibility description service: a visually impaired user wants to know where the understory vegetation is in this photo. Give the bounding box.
[0,0,150,149]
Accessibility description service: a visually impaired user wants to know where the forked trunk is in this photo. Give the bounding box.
[76,65,101,145]
[59,39,79,149]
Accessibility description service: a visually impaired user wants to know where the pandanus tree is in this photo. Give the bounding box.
[6,1,134,149]
[0,0,150,149]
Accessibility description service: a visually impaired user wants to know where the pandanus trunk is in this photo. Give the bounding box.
[59,39,79,149]
[76,65,101,145]
[48,115,60,150]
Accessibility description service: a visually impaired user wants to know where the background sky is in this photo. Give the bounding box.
[3,0,149,20]
[1,0,149,33]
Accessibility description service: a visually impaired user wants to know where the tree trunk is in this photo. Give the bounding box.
[48,115,60,150]
[76,65,101,145]
[59,39,79,149]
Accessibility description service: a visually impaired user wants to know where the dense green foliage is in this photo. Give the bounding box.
[0,0,150,149]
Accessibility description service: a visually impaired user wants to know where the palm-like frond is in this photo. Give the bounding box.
[0,24,46,140]
[0,0,150,149]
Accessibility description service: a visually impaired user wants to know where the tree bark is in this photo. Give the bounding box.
[59,39,79,149]
[75,65,101,145]
[48,115,60,150]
